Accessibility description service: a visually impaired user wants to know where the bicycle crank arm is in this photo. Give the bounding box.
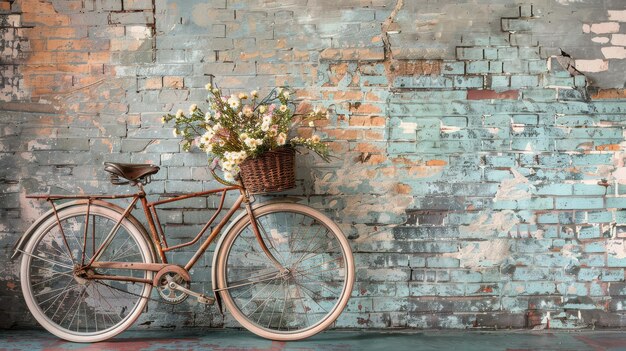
[168,281,215,305]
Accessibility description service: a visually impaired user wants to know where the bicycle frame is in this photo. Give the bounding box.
[25,183,284,286]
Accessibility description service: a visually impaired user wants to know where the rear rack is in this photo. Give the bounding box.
[26,194,138,200]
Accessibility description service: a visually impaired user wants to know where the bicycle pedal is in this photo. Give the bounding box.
[198,295,215,305]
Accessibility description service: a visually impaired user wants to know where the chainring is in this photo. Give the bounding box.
[156,272,190,304]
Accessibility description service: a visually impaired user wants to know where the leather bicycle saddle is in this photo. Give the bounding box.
[104,162,160,184]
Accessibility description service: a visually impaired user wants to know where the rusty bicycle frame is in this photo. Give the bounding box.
[25,178,285,288]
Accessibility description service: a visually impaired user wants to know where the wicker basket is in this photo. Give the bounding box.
[238,147,296,194]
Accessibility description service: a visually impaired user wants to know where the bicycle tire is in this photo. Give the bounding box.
[20,204,154,342]
[215,203,354,340]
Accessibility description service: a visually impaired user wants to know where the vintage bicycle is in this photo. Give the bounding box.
[12,161,355,342]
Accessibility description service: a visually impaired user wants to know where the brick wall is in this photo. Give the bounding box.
[1,0,626,330]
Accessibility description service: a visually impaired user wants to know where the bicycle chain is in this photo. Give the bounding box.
[93,280,165,304]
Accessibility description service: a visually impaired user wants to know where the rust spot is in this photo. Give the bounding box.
[6,281,16,290]
[394,183,411,194]
[591,88,626,99]
[595,144,621,151]
[426,159,447,166]
[467,89,519,100]
[478,285,494,293]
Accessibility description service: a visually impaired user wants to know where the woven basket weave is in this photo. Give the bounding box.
[239,147,296,194]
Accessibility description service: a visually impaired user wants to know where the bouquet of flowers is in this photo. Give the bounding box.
[162,84,330,183]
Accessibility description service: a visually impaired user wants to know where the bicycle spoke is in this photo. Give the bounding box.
[292,282,330,314]
[21,251,74,269]
[22,206,153,341]
[32,271,74,287]
[218,204,353,339]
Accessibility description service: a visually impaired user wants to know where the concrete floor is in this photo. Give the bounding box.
[1,329,626,351]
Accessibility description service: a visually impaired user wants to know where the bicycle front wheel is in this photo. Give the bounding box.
[20,203,154,342]
[216,203,354,341]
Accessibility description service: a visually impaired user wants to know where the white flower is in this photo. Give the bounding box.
[222,160,234,171]
[213,123,221,131]
[243,105,253,117]
[308,121,314,127]
[223,171,235,182]
[277,132,287,146]
[245,138,262,150]
[259,105,267,113]
[201,131,213,144]
[189,104,198,113]
[205,83,212,90]
[238,92,248,99]
[204,144,213,153]
[175,109,184,119]
[279,105,288,113]
[205,112,212,122]
[212,88,219,94]
[240,132,249,141]
[228,96,240,109]
[283,91,290,99]
[251,90,258,98]
[214,112,221,120]
[311,134,321,143]
[173,128,179,137]
[161,116,166,124]
[245,138,256,149]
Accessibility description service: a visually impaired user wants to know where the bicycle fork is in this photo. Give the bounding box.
[243,200,288,274]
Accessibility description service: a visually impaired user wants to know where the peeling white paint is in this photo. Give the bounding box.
[574,59,609,72]
[592,36,610,44]
[608,10,626,22]
[495,168,533,201]
[590,22,620,34]
[607,239,626,258]
[611,34,626,45]
[399,121,417,134]
[440,124,461,133]
[511,124,525,133]
[448,239,511,269]
[601,46,626,59]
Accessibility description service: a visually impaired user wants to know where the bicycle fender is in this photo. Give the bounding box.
[11,199,156,262]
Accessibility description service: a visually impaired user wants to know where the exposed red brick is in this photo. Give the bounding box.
[388,60,441,76]
[596,144,621,151]
[591,88,626,99]
[163,76,183,89]
[349,116,386,127]
[426,159,448,166]
[467,89,519,100]
[394,183,412,194]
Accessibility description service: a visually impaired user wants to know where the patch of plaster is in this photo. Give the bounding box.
[495,168,533,201]
[464,210,520,235]
[554,0,586,5]
[447,239,511,269]
[607,239,626,258]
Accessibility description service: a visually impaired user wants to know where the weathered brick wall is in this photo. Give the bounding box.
[2,0,626,330]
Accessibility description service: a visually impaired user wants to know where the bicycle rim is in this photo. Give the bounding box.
[20,204,153,342]
[216,203,354,340]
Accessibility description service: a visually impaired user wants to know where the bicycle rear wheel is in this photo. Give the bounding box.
[215,203,354,340]
[20,203,154,342]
